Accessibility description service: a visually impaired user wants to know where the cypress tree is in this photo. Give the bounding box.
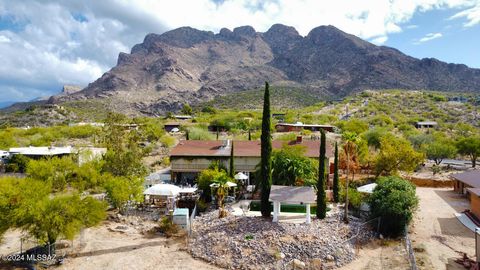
[186,130,189,140]
[229,141,235,178]
[248,130,252,141]
[260,82,272,218]
[316,130,327,219]
[333,141,340,203]
[216,128,219,140]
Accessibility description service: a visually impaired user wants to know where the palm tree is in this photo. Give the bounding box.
[213,174,231,218]
[342,132,359,223]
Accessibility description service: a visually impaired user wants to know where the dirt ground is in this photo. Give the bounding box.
[0,221,219,270]
[410,187,475,270]
[58,224,219,270]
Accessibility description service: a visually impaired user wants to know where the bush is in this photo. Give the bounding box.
[369,176,418,237]
[6,154,30,173]
[160,134,176,147]
[159,216,179,237]
[340,187,363,210]
[187,127,214,140]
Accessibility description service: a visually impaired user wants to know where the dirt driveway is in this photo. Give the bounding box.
[411,187,475,270]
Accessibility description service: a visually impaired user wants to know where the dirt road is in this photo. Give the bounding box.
[411,188,475,270]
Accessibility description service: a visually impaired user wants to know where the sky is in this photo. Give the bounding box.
[0,0,479,103]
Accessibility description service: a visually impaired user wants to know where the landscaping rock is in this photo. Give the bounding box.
[188,206,375,269]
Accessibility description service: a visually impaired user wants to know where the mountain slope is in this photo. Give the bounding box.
[52,24,480,115]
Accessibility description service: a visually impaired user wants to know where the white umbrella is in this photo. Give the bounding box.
[234,172,248,180]
[144,184,181,196]
[357,183,377,194]
[210,181,237,188]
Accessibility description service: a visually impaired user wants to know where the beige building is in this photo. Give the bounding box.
[169,137,333,186]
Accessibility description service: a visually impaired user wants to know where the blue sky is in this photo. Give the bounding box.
[0,0,479,103]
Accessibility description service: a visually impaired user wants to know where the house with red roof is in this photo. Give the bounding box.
[169,136,333,186]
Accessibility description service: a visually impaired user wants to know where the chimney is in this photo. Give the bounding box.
[296,135,303,144]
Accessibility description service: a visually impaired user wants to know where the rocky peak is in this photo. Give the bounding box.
[233,25,256,37]
[306,25,371,49]
[263,24,303,54]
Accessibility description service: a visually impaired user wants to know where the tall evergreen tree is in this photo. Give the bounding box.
[248,130,252,141]
[316,130,327,219]
[333,141,340,203]
[186,130,190,140]
[216,128,219,140]
[260,82,272,218]
[229,141,235,178]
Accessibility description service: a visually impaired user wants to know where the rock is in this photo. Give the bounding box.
[326,254,335,262]
[293,259,306,269]
[280,253,285,259]
[310,258,323,270]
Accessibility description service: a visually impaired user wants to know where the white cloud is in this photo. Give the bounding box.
[371,36,388,44]
[0,0,477,102]
[416,32,443,43]
[450,4,480,27]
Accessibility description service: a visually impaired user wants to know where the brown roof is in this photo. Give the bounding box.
[269,185,317,204]
[170,140,333,158]
[468,188,480,197]
[451,170,480,188]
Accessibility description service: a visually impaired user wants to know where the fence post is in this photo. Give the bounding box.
[377,217,381,233]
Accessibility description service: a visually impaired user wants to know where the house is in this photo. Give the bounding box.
[169,137,334,186]
[275,122,335,133]
[9,146,73,158]
[173,115,193,121]
[451,170,480,218]
[8,146,106,164]
[164,122,181,132]
[272,113,286,122]
[415,121,438,129]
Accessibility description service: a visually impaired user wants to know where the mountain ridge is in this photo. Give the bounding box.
[48,24,480,115]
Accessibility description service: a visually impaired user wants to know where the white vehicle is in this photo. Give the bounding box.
[0,150,9,159]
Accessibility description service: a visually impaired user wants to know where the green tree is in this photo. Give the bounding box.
[181,103,193,115]
[104,175,144,212]
[375,135,425,176]
[333,142,340,203]
[271,145,317,186]
[316,130,327,219]
[341,132,360,223]
[26,156,77,191]
[26,194,106,245]
[212,173,232,218]
[102,113,148,177]
[260,82,272,218]
[369,176,418,237]
[198,165,228,202]
[456,137,480,168]
[338,119,369,134]
[424,141,457,165]
[229,142,235,178]
[5,154,30,173]
[0,177,51,240]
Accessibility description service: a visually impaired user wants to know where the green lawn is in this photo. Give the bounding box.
[249,201,330,215]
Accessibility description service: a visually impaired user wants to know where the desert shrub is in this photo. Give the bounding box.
[277,132,297,141]
[5,154,30,173]
[340,187,363,210]
[160,134,176,147]
[159,216,179,237]
[187,127,214,140]
[369,176,418,237]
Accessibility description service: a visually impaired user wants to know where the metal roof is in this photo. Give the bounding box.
[9,146,73,156]
[451,170,480,188]
[170,140,333,158]
[269,185,317,204]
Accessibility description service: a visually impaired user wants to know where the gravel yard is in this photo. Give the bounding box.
[189,207,376,270]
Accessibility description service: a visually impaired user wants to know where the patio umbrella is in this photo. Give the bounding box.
[144,184,181,196]
[234,172,248,181]
[357,183,377,194]
[210,181,237,188]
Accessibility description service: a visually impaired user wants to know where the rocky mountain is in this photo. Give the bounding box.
[52,24,480,115]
